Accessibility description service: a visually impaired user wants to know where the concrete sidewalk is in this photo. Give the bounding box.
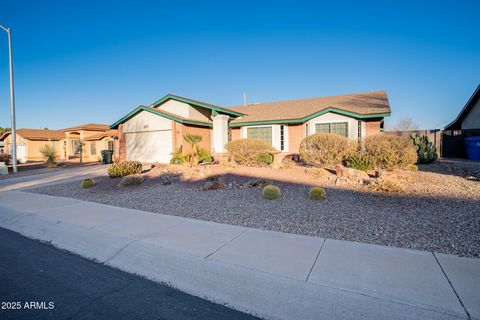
[0,165,107,192]
[0,191,478,320]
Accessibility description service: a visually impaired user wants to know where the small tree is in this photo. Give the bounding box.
[39,144,58,167]
[393,117,419,131]
[183,134,202,164]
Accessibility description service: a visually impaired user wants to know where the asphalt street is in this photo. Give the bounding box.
[0,227,260,320]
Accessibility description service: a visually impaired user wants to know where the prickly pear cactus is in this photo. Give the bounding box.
[410,133,438,164]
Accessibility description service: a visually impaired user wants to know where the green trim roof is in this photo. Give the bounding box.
[110,106,212,129]
[151,94,245,117]
[229,108,390,127]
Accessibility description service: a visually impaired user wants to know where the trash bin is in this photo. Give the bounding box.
[101,150,114,164]
[464,137,480,161]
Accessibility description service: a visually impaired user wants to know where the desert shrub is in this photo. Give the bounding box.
[262,184,281,200]
[197,147,213,164]
[39,144,58,166]
[108,161,143,178]
[226,139,275,167]
[299,133,356,167]
[364,135,417,169]
[170,146,188,164]
[258,152,274,165]
[80,178,95,188]
[407,164,418,171]
[308,187,326,200]
[120,174,144,186]
[0,153,11,165]
[345,153,374,172]
[411,133,437,164]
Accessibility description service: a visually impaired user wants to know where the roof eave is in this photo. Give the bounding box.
[110,106,212,129]
[151,94,246,117]
[229,108,391,127]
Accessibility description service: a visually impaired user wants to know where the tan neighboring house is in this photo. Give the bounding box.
[111,91,391,163]
[0,124,118,163]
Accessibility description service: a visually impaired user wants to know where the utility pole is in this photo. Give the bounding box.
[0,24,17,172]
[243,92,247,107]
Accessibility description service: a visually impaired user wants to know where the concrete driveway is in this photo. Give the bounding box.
[0,165,107,192]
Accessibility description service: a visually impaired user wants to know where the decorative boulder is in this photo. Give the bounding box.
[335,164,369,180]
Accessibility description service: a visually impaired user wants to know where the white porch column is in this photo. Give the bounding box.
[212,114,230,153]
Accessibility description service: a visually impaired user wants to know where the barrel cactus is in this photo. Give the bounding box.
[410,133,437,164]
[262,185,281,200]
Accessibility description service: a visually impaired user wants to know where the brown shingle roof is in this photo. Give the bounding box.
[228,90,391,124]
[1,129,65,141]
[62,123,111,132]
[83,129,119,141]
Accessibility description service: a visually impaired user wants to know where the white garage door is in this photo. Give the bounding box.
[125,130,172,163]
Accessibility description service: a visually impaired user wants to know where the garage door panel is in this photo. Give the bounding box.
[126,130,172,163]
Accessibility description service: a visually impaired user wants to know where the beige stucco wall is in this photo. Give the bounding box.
[156,100,211,122]
[3,134,63,162]
[462,98,480,129]
[287,123,305,154]
[123,110,172,133]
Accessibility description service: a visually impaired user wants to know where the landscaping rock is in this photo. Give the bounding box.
[201,180,226,191]
[335,164,369,180]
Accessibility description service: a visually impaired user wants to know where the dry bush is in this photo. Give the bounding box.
[299,133,356,167]
[365,135,417,169]
[225,139,275,167]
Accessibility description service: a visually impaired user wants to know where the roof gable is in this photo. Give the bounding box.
[110,106,212,129]
[1,129,64,141]
[445,85,480,130]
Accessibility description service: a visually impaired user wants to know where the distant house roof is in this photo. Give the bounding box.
[445,85,480,130]
[84,129,119,141]
[0,129,64,141]
[228,90,391,126]
[62,123,111,132]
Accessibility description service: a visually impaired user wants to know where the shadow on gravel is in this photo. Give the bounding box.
[27,169,480,258]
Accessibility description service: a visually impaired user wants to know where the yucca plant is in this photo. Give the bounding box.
[39,144,58,167]
[184,134,203,164]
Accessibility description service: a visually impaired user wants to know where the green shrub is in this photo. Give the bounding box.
[226,139,276,167]
[170,146,188,164]
[262,184,281,200]
[309,187,326,200]
[258,152,274,165]
[299,133,356,167]
[411,133,437,164]
[0,153,11,165]
[345,154,374,172]
[364,135,417,169]
[120,174,144,186]
[407,164,418,171]
[108,161,143,178]
[80,178,95,188]
[39,144,58,166]
[197,147,213,164]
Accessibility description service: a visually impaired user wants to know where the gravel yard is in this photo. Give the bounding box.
[27,160,480,258]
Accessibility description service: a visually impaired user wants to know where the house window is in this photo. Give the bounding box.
[280,125,285,151]
[358,121,362,140]
[107,140,114,151]
[247,126,272,145]
[315,122,348,137]
[90,141,97,155]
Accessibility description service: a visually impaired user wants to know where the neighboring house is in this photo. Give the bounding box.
[111,91,391,163]
[0,129,65,163]
[0,124,118,163]
[445,85,480,130]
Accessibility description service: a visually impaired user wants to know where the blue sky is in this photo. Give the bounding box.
[0,0,478,130]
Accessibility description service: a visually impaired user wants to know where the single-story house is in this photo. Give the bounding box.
[111,90,391,163]
[0,124,118,163]
[445,85,480,130]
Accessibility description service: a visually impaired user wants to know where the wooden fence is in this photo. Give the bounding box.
[384,129,480,159]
